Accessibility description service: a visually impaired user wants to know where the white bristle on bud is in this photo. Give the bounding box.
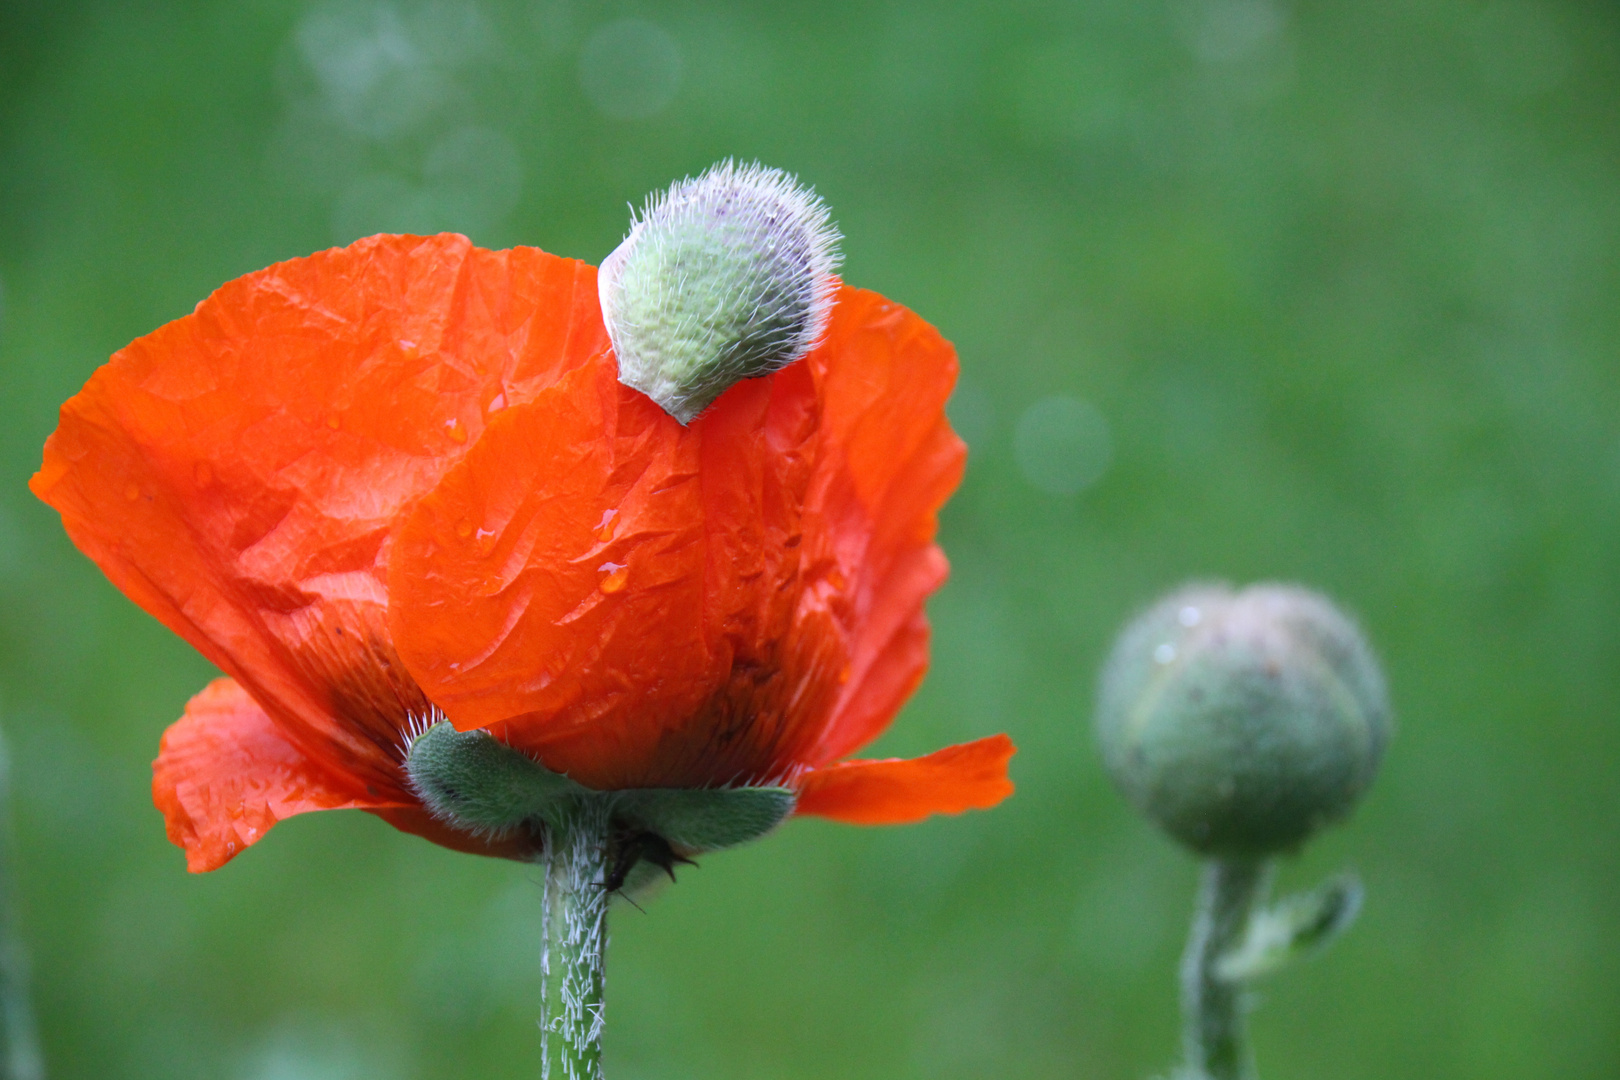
[598,160,842,424]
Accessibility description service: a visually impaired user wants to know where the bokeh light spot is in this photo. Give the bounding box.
[946,380,994,450]
[331,172,437,241]
[239,1020,406,1080]
[296,1,463,139]
[1178,0,1286,65]
[578,18,682,120]
[1013,395,1113,495]
[424,126,523,231]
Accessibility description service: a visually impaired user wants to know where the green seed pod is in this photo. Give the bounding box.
[598,159,841,424]
[1095,583,1390,858]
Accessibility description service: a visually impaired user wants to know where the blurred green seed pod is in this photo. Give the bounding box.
[599,159,841,424]
[1095,583,1391,858]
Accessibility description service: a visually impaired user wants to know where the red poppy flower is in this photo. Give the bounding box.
[31,232,1015,873]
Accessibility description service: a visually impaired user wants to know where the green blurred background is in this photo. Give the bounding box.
[2,0,1618,1077]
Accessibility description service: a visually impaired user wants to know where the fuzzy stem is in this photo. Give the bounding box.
[540,800,611,1080]
[1181,858,1271,1080]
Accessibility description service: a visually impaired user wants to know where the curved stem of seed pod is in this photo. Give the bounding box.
[540,799,612,1080]
[1180,857,1272,1080]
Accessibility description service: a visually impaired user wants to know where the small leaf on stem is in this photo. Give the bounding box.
[1214,873,1364,983]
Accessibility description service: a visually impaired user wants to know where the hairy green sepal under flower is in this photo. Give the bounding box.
[614,786,796,852]
[407,720,587,833]
[599,160,841,424]
[405,720,795,856]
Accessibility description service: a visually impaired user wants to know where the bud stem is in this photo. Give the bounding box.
[540,800,612,1080]
[1181,857,1272,1080]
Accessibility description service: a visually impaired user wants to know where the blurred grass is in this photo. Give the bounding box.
[2,0,1619,1077]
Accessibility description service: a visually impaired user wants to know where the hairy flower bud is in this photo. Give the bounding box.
[1095,583,1391,858]
[599,160,841,424]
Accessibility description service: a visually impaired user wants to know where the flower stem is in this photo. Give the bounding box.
[1181,858,1271,1080]
[540,800,611,1080]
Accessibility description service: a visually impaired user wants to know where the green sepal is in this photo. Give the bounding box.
[612,786,796,852]
[1214,872,1364,983]
[407,722,796,863]
[406,721,586,834]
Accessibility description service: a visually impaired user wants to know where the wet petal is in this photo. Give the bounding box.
[799,286,966,764]
[34,235,607,788]
[390,355,830,788]
[793,734,1016,825]
[153,678,403,872]
[393,286,966,790]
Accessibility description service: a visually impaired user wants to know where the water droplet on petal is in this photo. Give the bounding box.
[447,418,468,444]
[827,567,847,591]
[123,482,140,501]
[596,508,619,541]
[598,561,629,593]
[326,414,341,430]
[455,519,473,539]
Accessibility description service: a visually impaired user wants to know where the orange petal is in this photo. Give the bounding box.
[153,678,406,872]
[800,286,967,764]
[392,286,966,790]
[389,356,706,739]
[33,235,607,790]
[390,353,830,788]
[793,734,1016,825]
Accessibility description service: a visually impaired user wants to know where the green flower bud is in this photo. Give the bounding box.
[1095,583,1391,858]
[599,159,841,424]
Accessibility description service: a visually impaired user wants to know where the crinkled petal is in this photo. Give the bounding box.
[33,235,606,791]
[393,284,975,790]
[793,734,1016,825]
[799,286,967,764]
[153,678,404,872]
[389,354,832,789]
